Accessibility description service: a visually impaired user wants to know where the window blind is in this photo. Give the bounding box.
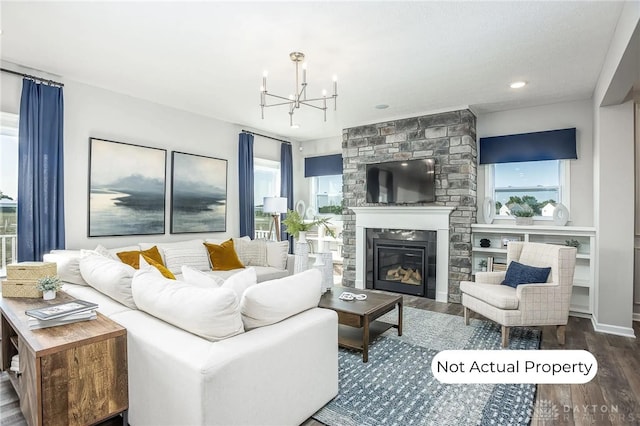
[304,154,343,177]
[479,128,577,164]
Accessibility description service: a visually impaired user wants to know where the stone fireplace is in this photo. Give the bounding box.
[342,109,477,303]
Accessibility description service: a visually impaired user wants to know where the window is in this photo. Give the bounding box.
[253,158,280,239]
[1,112,19,276]
[488,160,569,218]
[311,175,342,216]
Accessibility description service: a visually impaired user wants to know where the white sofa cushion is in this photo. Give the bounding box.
[43,250,88,286]
[163,245,210,274]
[266,241,289,269]
[139,239,209,272]
[222,267,257,298]
[241,269,322,330]
[233,238,268,267]
[181,265,224,287]
[132,266,244,341]
[79,250,137,309]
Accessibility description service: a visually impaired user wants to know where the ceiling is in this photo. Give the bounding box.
[0,1,625,142]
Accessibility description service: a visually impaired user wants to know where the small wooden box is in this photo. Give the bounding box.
[6,262,57,281]
[2,280,42,298]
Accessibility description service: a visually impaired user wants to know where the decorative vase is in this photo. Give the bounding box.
[515,217,533,226]
[294,240,309,274]
[43,290,56,300]
[297,231,307,243]
[313,252,334,292]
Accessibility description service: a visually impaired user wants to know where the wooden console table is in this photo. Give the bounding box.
[0,293,128,426]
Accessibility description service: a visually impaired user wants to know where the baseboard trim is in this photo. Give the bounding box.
[633,312,640,322]
[591,313,636,338]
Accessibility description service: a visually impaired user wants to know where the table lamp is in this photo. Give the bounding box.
[263,196,288,241]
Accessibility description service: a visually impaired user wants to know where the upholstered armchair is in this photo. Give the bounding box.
[460,242,577,347]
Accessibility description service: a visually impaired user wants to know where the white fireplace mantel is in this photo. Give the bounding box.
[351,206,454,302]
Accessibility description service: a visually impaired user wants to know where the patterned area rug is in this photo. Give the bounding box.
[313,307,540,426]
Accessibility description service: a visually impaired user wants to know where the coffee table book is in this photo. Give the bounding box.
[25,299,98,321]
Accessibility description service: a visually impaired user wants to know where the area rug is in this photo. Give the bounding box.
[312,307,540,426]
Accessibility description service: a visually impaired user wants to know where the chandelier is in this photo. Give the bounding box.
[260,52,337,128]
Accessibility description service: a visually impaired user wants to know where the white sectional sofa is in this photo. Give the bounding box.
[43,238,339,426]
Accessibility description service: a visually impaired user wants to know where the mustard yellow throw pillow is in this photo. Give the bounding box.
[141,254,176,280]
[117,246,164,269]
[204,239,245,271]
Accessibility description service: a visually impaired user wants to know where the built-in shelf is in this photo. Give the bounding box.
[471,224,596,317]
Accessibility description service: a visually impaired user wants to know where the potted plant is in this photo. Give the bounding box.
[478,259,488,272]
[510,204,535,226]
[36,275,62,300]
[282,209,336,241]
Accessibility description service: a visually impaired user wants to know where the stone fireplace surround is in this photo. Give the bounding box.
[341,109,477,303]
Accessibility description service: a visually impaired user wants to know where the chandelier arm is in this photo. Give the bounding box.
[265,93,294,102]
[263,100,296,108]
[297,101,329,111]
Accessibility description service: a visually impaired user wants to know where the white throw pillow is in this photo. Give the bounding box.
[181,265,224,288]
[163,246,210,274]
[79,251,137,309]
[266,241,289,269]
[95,244,117,260]
[139,239,207,266]
[43,250,88,286]
[132,266,244,341]
[233,238,268,267]
[241,269,322,330]
[222,267,257,298]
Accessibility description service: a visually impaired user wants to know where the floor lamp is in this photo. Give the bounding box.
[263,196,288,241]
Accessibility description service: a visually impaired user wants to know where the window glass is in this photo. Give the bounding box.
[0,112,19,276]
[493,160,561,217]
[254,158,280,239]
[312,175,342,215]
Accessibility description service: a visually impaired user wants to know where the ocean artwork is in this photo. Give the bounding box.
[88,138,166,237]
[170,151,227,234]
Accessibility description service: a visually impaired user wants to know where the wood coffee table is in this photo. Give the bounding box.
[319,286,402,363]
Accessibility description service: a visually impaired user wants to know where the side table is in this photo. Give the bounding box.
[0,293,128,426]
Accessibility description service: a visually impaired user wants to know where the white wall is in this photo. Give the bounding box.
[476,99,594,227]
[591,2,639,335]
[1,70,302,251]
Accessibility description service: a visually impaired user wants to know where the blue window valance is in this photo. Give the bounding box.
[304,154,343,177]
[479,128,577,165]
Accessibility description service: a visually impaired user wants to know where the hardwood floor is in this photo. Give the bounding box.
[2,296,640,426]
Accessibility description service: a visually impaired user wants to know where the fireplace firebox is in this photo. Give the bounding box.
[366,229,436,298]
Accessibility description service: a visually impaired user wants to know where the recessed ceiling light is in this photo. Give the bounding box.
[401,162,408,167]
[510,81,527,89]
[375,104,389,109]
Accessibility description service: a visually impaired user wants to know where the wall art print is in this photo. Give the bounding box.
[171,151,227,234]
[88,138,167,237]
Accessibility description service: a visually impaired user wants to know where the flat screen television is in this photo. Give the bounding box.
[366,158,435,204]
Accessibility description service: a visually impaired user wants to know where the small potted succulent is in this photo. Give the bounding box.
[510,204,535,226]
[36,275,62,300]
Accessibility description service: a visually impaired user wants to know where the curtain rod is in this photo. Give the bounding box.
[1,67,64,87]
[241,129,291,145]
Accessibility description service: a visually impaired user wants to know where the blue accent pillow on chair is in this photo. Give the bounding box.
[501,261,551,288]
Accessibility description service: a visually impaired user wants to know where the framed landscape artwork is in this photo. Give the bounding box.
[171,151,227,233]
[88,138,167,237]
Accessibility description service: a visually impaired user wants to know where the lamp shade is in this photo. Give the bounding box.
[263,196,288,214]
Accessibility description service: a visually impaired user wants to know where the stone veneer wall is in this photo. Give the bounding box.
[341,109,477,303]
